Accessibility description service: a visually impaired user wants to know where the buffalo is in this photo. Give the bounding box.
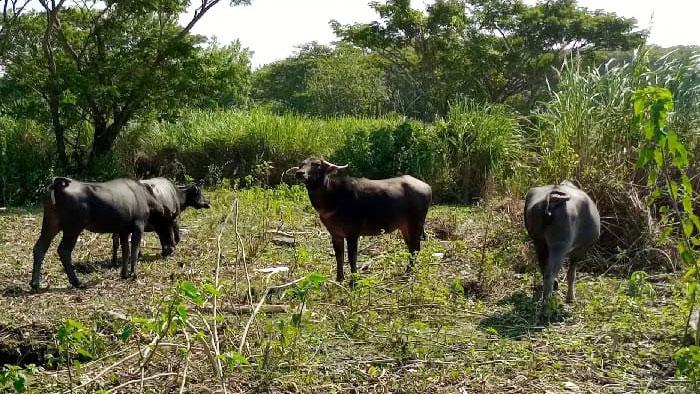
[294,157,432,282]
[524,180,600,304]
[31,177,171,290]
[111,178,210,264]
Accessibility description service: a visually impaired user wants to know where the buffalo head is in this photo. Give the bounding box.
[295,157,348,188]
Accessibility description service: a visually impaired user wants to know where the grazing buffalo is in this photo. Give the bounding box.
[111,178,210,263]
[294,157,432,282]
[31,177,171,290]
[524,180,600,303]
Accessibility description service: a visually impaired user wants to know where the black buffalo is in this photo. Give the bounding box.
[31,177,171,290]
[524,180,600,303]
[111,178,210,263]
[295,158,432,282]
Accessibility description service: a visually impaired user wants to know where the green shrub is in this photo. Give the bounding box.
[331,120,436,180]
[0,117,55,206]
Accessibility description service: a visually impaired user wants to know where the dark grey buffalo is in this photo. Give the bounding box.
[524,180,600,303]
[111,178,210,263]
[294,157,432,282]
[31,177,171,290]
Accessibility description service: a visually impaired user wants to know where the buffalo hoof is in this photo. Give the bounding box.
[161,246,175,258]
[70,281,85,289]
[30,283,41,293]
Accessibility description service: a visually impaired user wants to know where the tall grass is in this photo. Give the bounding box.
[436,100,524,202]
[119,108,406,186]
[531,47,700,266]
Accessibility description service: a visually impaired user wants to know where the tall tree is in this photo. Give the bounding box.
[333,0,644,120]
[1,0,251,170]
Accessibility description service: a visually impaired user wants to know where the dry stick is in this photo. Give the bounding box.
[239,286,271,353]
[211,196,237,393]
[238,274,301,353]
[68,350,140,393]
[179,326,192,394]
[106,372,178,393]
[233,199,253,307]
[184,319,218,370]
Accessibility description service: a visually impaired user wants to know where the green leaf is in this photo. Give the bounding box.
[179,282,204,306]
[12,373,26,393]
[683,195,693,214]
[119,325,134,343]
[653,149,663,167]
[670,181,679,200]
[76,347,93,359]
[305,272,326,288]
[203,283,220,297]
[175,305,189,323]
[219,351,249,369]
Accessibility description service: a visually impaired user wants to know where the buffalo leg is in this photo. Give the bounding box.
[111,234,120,267]
[566,260,578,303]
[157,223,176,257]
[542,246,566,302]
[57,231,81,288]
[118,233,129,278]
[173,220,181,245]
[332,236,345,282]
[129,227,144,278]
[31,215,61,290]
[401,225,422,272]
[532,240,549,299]
[347,235,359,276]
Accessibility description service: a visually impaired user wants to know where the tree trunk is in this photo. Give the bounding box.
[88,113,129,167]
[48,94,68,170]
[89,120,112,166]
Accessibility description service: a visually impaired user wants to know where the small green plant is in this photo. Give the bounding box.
[55,319,104,391]
[626,271,656,298]
[0,364,39,393]
[674,346,700,390]
[633,86,700,383]
[289,272,326,328]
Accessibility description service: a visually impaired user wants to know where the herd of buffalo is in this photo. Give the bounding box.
[30,157,600,306]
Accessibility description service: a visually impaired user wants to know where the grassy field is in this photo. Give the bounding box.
[0,186,689,393]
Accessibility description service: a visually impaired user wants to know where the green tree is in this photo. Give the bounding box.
[252,43,389,117]
[179,40,252,110]
[0,0,251,170]
[333,0,644,120]
[252,42,332,114]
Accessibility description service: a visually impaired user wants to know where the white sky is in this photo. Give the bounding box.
[187,0,700,68]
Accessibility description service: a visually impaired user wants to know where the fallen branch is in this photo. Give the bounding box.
[106,372,178,393]
[219,304,289,314]
[68,350,140,393]
[239,287,271,353]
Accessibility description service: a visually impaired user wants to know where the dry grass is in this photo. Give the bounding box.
[0,186,690,393]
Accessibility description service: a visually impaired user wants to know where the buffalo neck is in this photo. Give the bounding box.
[176,189,189,210]
[306,176,344,212]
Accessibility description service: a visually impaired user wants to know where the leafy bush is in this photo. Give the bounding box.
[0,117,55,206]
[332,120,436,180]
